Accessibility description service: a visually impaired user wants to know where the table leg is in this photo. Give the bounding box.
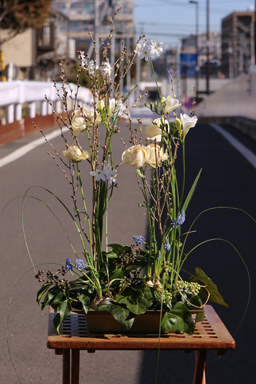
[193,350,207,384]
[63,349,70,384]
[71,349,80,384]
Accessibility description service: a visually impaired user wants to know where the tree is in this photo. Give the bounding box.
[0,0,54,80]
[0,0,53,44]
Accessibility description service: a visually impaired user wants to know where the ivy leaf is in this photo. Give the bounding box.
[110,304,134,330]
[195,310,205,323]
[97,298,113,312]
[161,302,194,335]
[188,268,229,307]
[36,282,52,303]
[126,296,149,315]
[53,300,72,334]
[109,268,123,281]
[77,295,91,313]
[50,290,64,306]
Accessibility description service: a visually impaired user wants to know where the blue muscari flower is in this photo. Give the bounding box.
[133,235,146,245]
[75,259,87,269]
[164,242,171,252]
[172,210,185,228]
[65,258,73,272]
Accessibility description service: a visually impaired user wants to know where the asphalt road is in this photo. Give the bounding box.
[0,121,256,384]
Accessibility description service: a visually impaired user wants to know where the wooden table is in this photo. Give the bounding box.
[47,305,235,384]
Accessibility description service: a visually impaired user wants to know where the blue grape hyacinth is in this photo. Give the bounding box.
[133,235,146,245]
[172,210,185,228]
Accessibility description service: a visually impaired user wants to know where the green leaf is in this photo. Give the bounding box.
[161,302,194,335]
[36,282,52,302]
[41,286,59,311]
[182,168,202,213]
[188,268,229,307]
[53,300,72,334]
[77,295,91,313]
[109,268,123,281]
[97,298,113,312]
[108,243,127,253]
[50,290,64,306]
[126,296,149,315]
[110,304,134,330]
[195,310,205,323]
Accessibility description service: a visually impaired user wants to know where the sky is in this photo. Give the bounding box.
[134,0,254,48]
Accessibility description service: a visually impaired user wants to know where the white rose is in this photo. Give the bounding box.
[82,107,101,127]
[62,145,90,162]
[71,110,86,136]
[163,95,181,114]
[146,144,168,168]
[180,113,198,135]
[121,145,150,168]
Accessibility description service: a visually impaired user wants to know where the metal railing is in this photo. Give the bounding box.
[0,81,93,124]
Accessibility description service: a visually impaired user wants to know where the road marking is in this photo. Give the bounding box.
[1,123,256,170]
[0,128,69,168]
[211,123,256,170]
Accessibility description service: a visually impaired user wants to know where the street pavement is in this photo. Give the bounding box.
[0,120,256,383]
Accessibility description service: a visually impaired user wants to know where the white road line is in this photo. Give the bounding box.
[210,123,256,170]
[1,123,256,170]
[0,128,69,168]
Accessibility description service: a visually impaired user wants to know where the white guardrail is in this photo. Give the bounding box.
[0,81,93,124]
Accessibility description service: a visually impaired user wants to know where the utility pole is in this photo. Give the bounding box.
[189,1,199,100]
[254,0,256,66]
[206,0,210,94]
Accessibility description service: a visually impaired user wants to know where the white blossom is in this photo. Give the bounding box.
[180,114,198,135]
[150,40,163,57]
[100,59,112,77]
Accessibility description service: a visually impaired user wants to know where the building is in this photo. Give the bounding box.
[52,0,134,59]
[1,1,134,81]
[181,32,221,78]
[221,11,255,78]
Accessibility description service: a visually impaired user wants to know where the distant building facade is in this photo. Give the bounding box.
[52,0,134,57]
[181,32,221,78]
[221,11,255,78]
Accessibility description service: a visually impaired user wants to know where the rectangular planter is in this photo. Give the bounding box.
[86,310,165,334]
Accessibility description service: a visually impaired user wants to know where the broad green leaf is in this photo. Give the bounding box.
[195,310,205,323]
[109,268,123,281]
[36,282,52,302]
[98,298,113,312]
[41,286,59,311]
[110,304,134,330]
[161,302,194,335]
[182,168,202,213]
[78,295,91,313]
[108,243,127,253]
[126,296,149,315]
[188,267,229,307]
[50,291,64,306]
[53,300,72,334]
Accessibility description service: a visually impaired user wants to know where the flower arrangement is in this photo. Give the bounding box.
[35,20,228,335]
